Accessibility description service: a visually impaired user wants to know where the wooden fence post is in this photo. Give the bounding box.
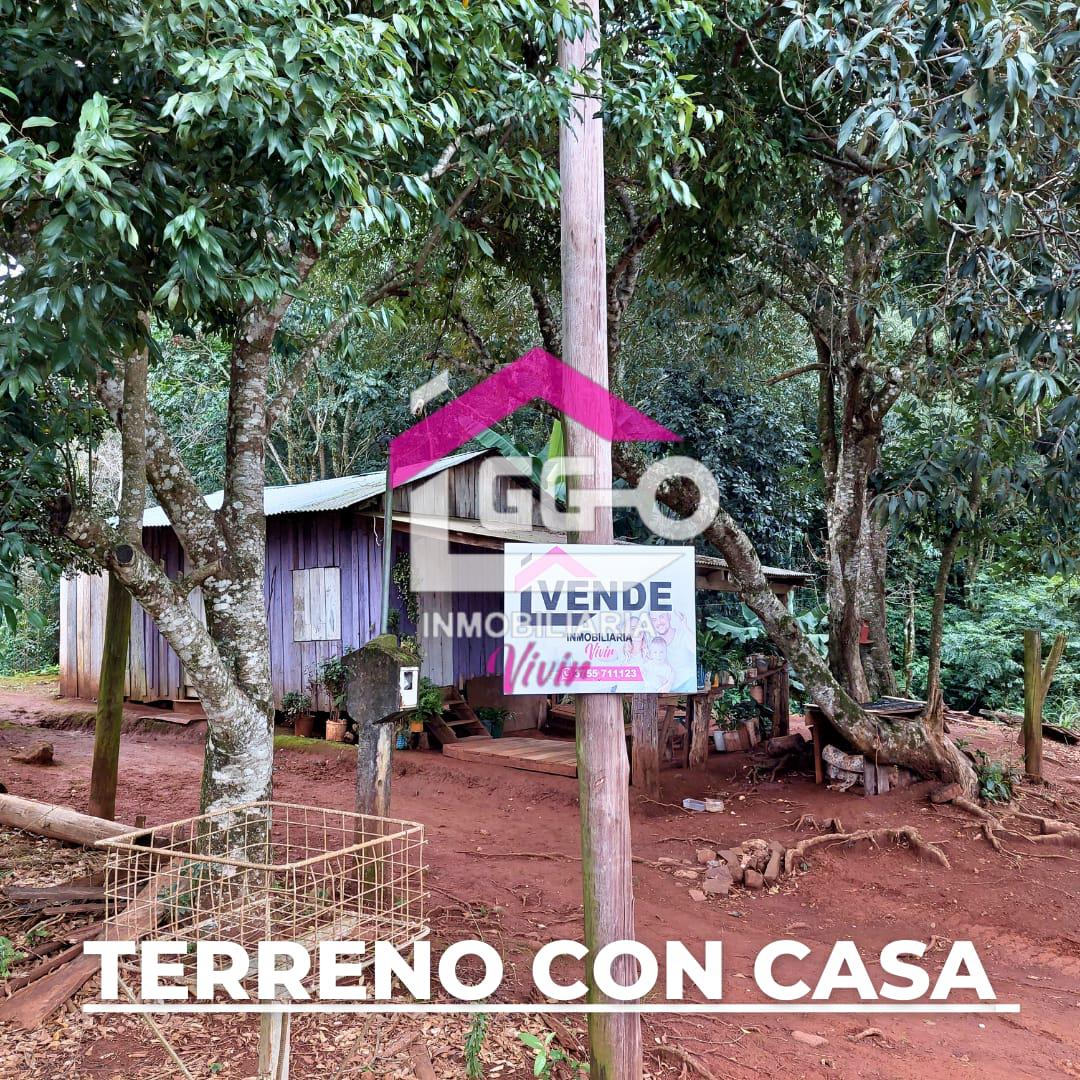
[1023,629,1068,783]
[630,694,660,798]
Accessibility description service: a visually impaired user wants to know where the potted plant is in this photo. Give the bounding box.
[282,691,314,738]
[318,652,354,742]
[476,706,512,738]
[696,628,730,689]
[306,648,356,743]
[410,677,444,732]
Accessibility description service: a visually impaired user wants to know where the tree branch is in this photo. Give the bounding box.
[95,370,223,568]
[767,362,825,386]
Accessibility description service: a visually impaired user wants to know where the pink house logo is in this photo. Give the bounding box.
[388,348,679,488]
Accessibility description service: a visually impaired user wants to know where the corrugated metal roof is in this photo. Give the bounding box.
[693,552,813,582]
[376,512,812,584]
[142,450,489,528]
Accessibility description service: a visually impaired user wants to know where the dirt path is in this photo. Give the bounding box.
[2,682,1079,1078]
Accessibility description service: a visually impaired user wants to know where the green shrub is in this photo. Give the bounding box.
[0,566,59,676]
[971,750,1021,804]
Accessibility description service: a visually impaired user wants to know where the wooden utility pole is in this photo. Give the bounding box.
[559,7,643,1077]
[1023,629,1067,783]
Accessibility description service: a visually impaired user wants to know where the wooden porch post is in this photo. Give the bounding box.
[560,1,643,1073]
[687,693,710,769]
[773,662,791,737]
[630,694,660,797]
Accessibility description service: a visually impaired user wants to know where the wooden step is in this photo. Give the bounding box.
[425,713,459,746]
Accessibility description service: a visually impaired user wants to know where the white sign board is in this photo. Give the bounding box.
[502,543,697,695]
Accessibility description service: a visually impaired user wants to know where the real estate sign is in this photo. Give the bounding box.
[502,543,697,695]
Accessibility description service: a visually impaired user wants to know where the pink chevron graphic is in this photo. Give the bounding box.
[390,347,679,488]
[513,546,596,590]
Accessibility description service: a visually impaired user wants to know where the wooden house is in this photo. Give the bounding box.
[59,449,810,716]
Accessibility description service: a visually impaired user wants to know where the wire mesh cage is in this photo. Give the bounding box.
[97,801,427,994]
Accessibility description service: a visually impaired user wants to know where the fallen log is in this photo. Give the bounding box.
[0,793,126,846]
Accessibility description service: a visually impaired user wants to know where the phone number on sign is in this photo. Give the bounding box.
[572,666,644,681]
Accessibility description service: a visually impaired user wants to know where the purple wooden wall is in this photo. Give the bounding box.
[63,511,504,707]
[264,510,383,710]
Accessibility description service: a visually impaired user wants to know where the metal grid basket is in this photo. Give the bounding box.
[97,801,427,992]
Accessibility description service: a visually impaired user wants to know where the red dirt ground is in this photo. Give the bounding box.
[2,678,1080,1079]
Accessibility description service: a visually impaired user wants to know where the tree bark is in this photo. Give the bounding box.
[823,405,882,703]
[1023,629,1044,782]
[857,514,897,699]
[88,572,132,819]
[89,341,148,820]
[925,530,962,726]
[560,6,642,1074]
[630,694,660,798]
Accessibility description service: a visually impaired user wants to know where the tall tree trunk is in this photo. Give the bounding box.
[611,445,977,794]
[89,342,148,819]
[925,531,962,726]
[824,422,880,702]
[88,573,131,820]
[902,580,917,695]
[857,511,897,699]
[560,6,642,1075]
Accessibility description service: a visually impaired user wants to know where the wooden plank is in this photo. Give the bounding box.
[658,702,677,763]
[279,519,302,703]
[0,864,181,1029]
[420,592,454,684]
[323,566,341,640]
[127,597,148,700]
[76,573,92,698]
[441,737,577,777]
[59,576,76,696]
[88,572,105,700]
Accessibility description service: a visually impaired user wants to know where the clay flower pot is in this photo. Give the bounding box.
[294,713,315,739]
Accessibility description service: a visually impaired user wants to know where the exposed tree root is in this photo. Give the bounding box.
[654,1043,718,1079]
[790,814,844,834]
[1008,812,1077,835]
[783,826,950,875]
[950,796,994,821]
[928,791,1080,855]
[1028,829,1080,849]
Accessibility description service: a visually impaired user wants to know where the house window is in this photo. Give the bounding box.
[292,567,341,642]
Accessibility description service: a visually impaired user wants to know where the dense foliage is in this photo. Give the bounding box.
[897,575,1080,723]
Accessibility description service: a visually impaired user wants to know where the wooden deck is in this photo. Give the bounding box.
[440,735,577,777]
